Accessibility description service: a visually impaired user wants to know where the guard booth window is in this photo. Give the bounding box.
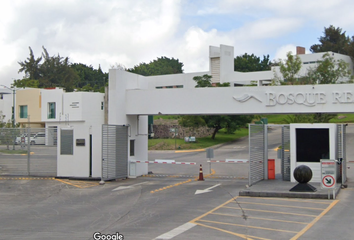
[61,129,73,155]
[130,139,135,156]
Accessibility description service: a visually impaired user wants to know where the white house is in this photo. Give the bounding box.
[0,87,14,125]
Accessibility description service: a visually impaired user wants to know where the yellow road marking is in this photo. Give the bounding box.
[190,197,337,238]
[150,179,192,193]
[21,152,34,155]
[0,177,54,180]
[204,168,216,178]
[190,197,238,223]
[235,201,326,210]
[194,222,265,240]
[210,212,308,225]
[274,147,289,152]
[223,206,318,217]
[238,196,332,204]
[290,200,339,240]
[55,179,99,189]
[198,219,298,233]
[175,149,206,153]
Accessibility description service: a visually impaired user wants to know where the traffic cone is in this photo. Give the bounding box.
[198,164,204,181]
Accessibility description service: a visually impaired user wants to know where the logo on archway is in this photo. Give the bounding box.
[233,94,262,103]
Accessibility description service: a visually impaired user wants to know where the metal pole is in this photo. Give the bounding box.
[175,127,177,150]
[264,124,268,180]
[12,88,15,127]
[27,128,30,176]
[99,124,105,185]
[248,124,251,187]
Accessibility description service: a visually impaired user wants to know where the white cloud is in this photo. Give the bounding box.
[274,44,297,61]
[1,0,354,87]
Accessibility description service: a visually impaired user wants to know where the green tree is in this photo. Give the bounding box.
[18,47,42,80]
[39,46,79,92]
[310,25,351,54]
[128,57,183,76]
[203,115,253,139]
[71,63,108,92]
[275,51,353,123]
[234,53,271,72]
[12,79,39,88]
[0,115,20,150]
[178,115,206,128]
[193,74,213,87]
[310,53,353,84]
[274,52,302,85]
[181,74,253,139]
[16,46,107,92]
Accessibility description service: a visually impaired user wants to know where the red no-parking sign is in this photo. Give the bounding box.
[321,160,336,189]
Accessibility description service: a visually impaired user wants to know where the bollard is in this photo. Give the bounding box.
[198,164,204,181]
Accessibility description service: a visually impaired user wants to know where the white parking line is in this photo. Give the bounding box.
[154,222,196,239]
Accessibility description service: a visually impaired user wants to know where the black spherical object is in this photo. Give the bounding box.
[293,165,313,183]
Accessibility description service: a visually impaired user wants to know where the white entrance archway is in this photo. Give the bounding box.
[108,69,354,179]
[107,44,353,181]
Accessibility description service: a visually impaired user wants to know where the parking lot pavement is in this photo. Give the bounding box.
[190,197,338,240]
[0,176,352,240]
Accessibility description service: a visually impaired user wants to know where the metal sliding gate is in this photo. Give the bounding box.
[281,125,291,181]
[337,124,347,184]
[249,124,265,186]
[102,124,128,181]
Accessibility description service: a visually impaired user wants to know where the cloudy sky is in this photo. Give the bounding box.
[1,0,354,87]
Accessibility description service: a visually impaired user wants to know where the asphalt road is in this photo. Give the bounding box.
[1,125,354,239]
[148,126,283,178]
[0,173,353,240]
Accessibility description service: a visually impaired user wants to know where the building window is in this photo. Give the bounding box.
[20,105,28,118]
[130,139,135,156]
[48,102,56,119]
[101,101,104,110]
[61,129,73,155]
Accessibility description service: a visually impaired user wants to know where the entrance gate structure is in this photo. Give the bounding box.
[108,68,353,183]
[101,125,128,181]
[281,125,291,181]
[248,124,265,186]
[337,124,347,184]
[248,124,291,186]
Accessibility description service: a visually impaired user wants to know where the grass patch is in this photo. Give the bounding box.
[330,114,354,123]
[153,115,180,120]
[263,115,287,124]
[263,114,354,124]
[0,149,28,154]
[148,128,249,150]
